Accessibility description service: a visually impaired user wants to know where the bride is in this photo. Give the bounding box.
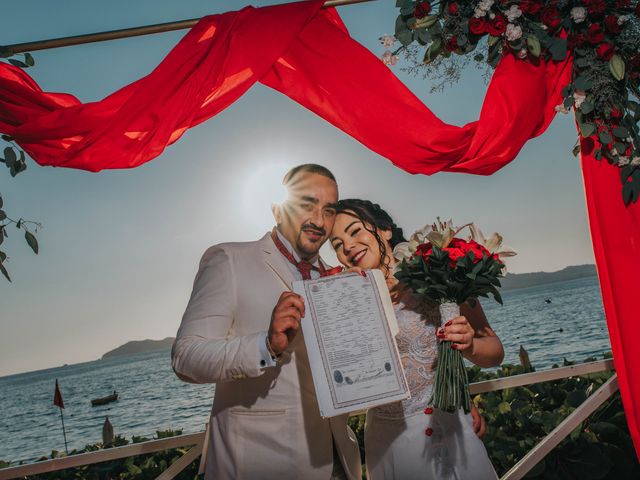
[329,198,503,480]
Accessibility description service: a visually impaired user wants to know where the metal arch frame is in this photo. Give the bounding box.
[1,0,377,56]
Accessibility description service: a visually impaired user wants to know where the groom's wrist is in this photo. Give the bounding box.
[265,335,282,361]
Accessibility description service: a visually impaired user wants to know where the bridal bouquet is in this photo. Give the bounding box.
[393,218,515,413]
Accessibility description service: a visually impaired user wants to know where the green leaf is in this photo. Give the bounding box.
[572,143,581,157]
[609,54,625,81]
[0,194,3,208]
[4,147,16,167]
[423,38,443,64]
[498,401,511,414]
[0,210,5,221]
[24,53,35,67]
[25,230,38,254]
[526,35,541,57]
[8,58,28,68]
[0,251,5,262]
[549,38,567,62]
[487,35,500,47]
[613,127,629,138]
[416,28,431,45]
[573,75,592,91]
[0,261,10,282]
[396,28,413,47]
[580,100,594,114]
[415,15,439,29]
[599,131,613,145]
[580,122,596,137]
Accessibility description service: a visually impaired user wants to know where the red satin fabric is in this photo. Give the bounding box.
[580,144,640,457]
[0,0,638,457]
[0,0,570,173]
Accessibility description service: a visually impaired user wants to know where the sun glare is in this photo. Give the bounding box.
[242,162,292,232]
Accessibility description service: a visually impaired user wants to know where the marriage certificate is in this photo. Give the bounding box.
[293,270,409,417]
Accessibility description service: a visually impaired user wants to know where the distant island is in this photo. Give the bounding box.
[101,266,598,358]
[101,337,175,359]
[501,264,596,291]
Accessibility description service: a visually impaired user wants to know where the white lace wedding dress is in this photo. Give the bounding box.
[364,292,498,480]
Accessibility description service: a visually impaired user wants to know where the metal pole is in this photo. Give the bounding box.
[59,407,69,455]
[0,0,376,56]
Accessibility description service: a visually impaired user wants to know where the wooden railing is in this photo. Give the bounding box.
[0,359,617,480]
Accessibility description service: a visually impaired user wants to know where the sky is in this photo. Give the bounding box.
[0,0,595,377]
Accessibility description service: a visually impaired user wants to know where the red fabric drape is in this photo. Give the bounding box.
[0,0,570,173]
[580,144,640,456]
[0,0,638,456]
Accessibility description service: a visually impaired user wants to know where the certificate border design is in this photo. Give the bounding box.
[304,271,409,411]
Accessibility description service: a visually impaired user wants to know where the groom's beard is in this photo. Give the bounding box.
[296,223,327,259]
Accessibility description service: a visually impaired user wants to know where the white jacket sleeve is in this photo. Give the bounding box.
[172,246,269,383]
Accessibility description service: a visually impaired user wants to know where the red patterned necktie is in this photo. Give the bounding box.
[271,230,327,280]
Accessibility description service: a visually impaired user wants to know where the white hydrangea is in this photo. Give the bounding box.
[570,6,587,23]
[506,24,523,41]
[379,34,396,48]
[618,156,631,166]
[506,5,522,22]
[474,0,494,17]
[618,16,627,25]
[478,0,494,10]
[631,157,640,166]
[555,104,570,114]
[380,50,398,66]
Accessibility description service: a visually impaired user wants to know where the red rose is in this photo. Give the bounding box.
[416,243,433,258]
[469,17,488,35]
[541,7,562,30]
[587,24,605,44]
[444,247,465,267]
[448,2,459,15]
[584,0,607,16]
[604,15,622,35]
[520,0,543,15]
[414,2,432,19]
[487,14,507,36]
[568,32,587,50]
[445,36,459,52]
[611,108,623,120]
[596,43,616,60]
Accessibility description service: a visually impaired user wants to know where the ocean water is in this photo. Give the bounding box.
[0,276,610,464]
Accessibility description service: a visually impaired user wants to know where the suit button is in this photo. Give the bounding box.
[260,360,266,367]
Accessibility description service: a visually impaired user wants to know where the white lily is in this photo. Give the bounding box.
[468,223,517,272]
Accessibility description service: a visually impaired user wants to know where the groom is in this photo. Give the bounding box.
[172,164,361,479]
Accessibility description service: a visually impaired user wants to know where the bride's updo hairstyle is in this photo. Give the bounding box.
[333,199,407,275]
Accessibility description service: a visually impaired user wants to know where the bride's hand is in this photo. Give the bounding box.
[346,266,366,277]
[437,316,475,352]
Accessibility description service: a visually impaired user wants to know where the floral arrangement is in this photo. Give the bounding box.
[386,1,640,204]
[393,218,515,412]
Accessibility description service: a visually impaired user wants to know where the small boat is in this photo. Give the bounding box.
[91,390,118,406]
[544,298,552,304]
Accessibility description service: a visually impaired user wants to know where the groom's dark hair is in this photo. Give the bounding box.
[283,164,336,186]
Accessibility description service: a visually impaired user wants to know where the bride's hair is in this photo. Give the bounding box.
[333,199,407,275]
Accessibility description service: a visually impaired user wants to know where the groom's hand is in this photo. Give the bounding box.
[268,292,305,355]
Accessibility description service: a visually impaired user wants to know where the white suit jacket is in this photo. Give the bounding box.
[172,232,362,480]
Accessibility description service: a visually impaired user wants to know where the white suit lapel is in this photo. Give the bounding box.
[261,231,295,291]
